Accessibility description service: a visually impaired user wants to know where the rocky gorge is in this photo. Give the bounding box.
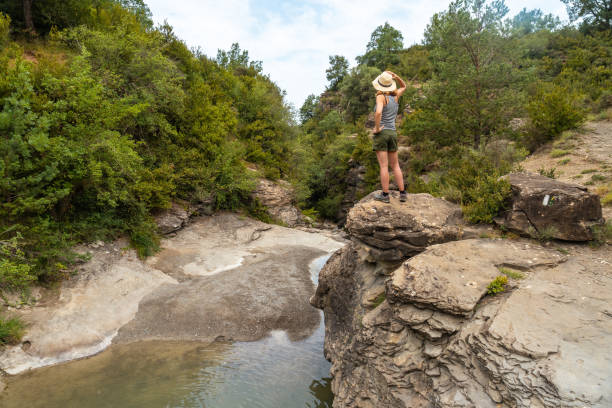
[0,203,346,404]
[312,175,611,408]
[0,173,610,407]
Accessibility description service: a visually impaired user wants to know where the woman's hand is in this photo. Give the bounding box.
[374,124,385,134]
[386,70,398,79]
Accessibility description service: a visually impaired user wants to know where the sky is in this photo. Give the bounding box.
[145,0,569,110]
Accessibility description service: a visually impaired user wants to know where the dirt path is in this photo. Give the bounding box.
[521,120,612,220]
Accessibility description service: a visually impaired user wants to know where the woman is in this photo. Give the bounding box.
[371,70,406,203]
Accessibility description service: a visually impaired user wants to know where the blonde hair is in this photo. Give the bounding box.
[376,90,397,105]
[376,90,396,96]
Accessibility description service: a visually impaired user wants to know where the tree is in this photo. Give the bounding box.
[506,8,561,34]
[339,65,380,122]
[300,94,319,123]
[216,42,263,74]
[0,12,9,46]
[116,0,152,27]
[23,0,34,34]
[417,0,525,148]
[356,22,404,70]
[562,0,612,32]
[325,55,349,91]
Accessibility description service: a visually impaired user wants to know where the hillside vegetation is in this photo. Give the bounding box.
[0,1,294,296]
[296,1,611,223]
[1,0,611,302]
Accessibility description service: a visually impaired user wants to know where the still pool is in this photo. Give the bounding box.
[0,255,334,408]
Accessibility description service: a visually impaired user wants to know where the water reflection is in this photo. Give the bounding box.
[308,377,334,408]
[0,254,336,408]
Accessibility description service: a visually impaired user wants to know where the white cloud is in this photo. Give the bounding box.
[146,0,568,109]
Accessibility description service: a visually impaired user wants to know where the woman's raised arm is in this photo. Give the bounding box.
[387,71,406,98]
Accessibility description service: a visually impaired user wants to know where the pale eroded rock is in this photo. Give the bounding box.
[313,236,612,408]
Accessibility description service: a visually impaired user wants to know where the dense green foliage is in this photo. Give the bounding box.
[1,0,611,297]
[0,1,295,293]
[562,0,612,32]
[356,22,404,70]
[326,55,349,91]
[417,0,524,149]
[297,0,611,223]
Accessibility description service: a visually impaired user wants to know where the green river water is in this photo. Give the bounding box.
[0,255,334,408]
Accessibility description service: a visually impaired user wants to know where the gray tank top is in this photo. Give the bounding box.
[378,95,398,130]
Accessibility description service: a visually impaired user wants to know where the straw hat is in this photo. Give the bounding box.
[372,71,397,92]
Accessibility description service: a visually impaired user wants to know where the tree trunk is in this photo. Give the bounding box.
[23,0,36,35]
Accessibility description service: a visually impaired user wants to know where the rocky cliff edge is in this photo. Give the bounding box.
[312,193,611,408]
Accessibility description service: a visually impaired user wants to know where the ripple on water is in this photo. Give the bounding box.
[0,254,334,408]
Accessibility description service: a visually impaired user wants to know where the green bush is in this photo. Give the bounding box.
[0,12,9,47]
[443,152,512,224]
[0,5,294,292]
[596,91,612,113]
[487,275,508,295]
[0,315,24,345]
[538,167,558,179]
[591,220,612,245]
[526,83,586,149]
[129,219,160,259]
[0,232,36,291]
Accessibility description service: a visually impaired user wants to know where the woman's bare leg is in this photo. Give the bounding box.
[376,151,389,193]
[388,151,404,191]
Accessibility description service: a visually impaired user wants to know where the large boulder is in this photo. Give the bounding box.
[497,172,603,241]
[154,202,192,235]
[345,192,465,262]
[252,179,304,227]
[312,238,612,408]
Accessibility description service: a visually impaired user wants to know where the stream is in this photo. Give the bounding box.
[0,255,334,408]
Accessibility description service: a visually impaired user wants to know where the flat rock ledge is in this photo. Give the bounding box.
[345,192,466,262]
[497,172,603,241]
[312,238,612,408]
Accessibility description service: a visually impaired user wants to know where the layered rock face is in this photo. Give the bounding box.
[497,173,603,241]
[313,194,611,408]
[345,192,466,262]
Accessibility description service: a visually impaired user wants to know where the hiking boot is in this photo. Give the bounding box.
[399,191,407,202]
[373,192,390,203]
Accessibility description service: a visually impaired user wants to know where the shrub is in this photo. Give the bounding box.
[550,149,570,158]
[0,232,37,291]
[129,219,160,259]
[528,225,559,241]
[596,184,612,206]
[499,267,525,280]
[0,315,24,345]
[591,220,612,245]
[487,275,508,295]
[444,152,512,224]
[0,12,9,47]
[596,91,612,113]
[526,83,586,149]
[538,167,558,179]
